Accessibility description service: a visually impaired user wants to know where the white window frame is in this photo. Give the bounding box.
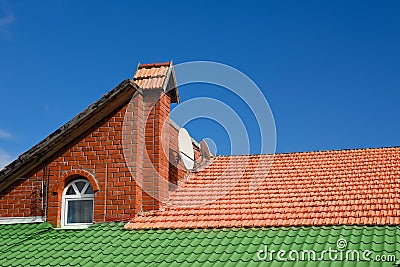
[61,178,94,229]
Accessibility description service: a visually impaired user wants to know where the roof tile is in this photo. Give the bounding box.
[126,147,400,229]
[132,62,171,90]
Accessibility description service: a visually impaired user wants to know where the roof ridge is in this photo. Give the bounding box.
[213,146,400,158]
[138,62,171,68]
[133,74,166,80]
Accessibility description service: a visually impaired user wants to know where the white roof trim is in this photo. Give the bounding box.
[0,216,45,224]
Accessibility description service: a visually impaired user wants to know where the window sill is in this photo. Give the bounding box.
[58,224,93,230]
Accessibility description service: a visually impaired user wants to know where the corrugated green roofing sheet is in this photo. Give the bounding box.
[0,223,399,267]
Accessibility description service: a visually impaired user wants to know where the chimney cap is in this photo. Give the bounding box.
[132,61,179,103]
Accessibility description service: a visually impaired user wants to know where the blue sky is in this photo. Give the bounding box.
[0,0,399,166]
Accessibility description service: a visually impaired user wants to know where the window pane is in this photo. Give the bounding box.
[75,181,86,193]
[84,184,94,194]
[66,185,76,195]
[67,200,94,224]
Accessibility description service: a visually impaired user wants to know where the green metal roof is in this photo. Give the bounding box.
[0,222,399,266]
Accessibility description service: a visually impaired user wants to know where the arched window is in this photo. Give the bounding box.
[61,178,94,228]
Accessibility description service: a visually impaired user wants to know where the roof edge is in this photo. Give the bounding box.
[0,216,45,225]
[0,79,139,192]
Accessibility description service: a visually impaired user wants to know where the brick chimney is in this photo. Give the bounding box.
[132,62,179,211]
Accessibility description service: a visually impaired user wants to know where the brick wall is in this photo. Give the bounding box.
[0,176,43,218]
[0,88,201,226]
[0,100,140,226]
[142,90,171,211]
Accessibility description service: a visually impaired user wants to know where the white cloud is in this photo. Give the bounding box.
[0,149,12,169]
[0,11,13,28]
[0,0,15,39]
[0,129,11,139]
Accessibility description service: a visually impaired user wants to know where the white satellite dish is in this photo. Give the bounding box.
[200,139,212,160]
[178,128,195,170]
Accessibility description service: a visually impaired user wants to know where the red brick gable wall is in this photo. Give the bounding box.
[0,90,200,226]
[0,101,138,226]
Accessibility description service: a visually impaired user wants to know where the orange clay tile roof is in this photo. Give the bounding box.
[133,62,172,89]
[125,147,400,229]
